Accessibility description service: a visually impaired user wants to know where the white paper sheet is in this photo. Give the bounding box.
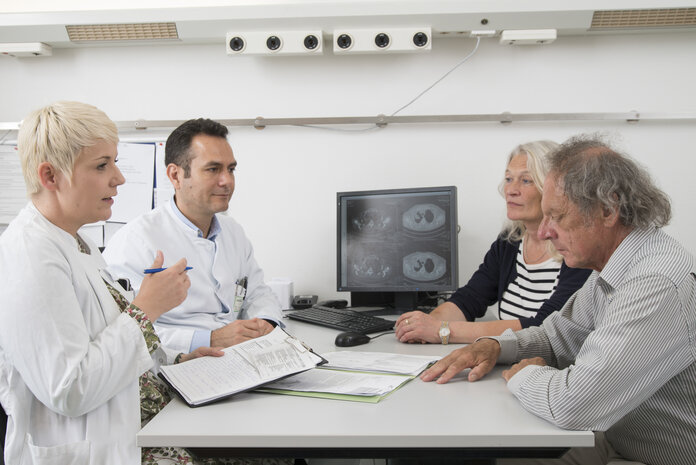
[322,351,439,376]
[78,223,105,248]
[154,141,174,208]
[103,222,125,247]
[110,142,155,223]
[264,368,412,396]
[0,145,27,224]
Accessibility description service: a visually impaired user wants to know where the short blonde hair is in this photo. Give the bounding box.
[499,140,559,243]
[17,101,118,195]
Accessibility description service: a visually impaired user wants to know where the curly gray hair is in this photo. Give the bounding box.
[548,135,671,228]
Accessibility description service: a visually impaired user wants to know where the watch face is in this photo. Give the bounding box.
[439,327,450,337]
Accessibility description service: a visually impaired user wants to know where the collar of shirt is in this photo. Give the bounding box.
[168,196,221,241]
[597,227,656,291]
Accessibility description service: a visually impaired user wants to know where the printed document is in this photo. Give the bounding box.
[264,368,412,396]
[322,351,439,376]
[159,327,324,406]
[260,351,439,401]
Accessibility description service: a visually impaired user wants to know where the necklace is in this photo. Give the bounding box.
[523,236,548,264]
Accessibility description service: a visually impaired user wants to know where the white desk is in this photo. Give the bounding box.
[137,316,594,460]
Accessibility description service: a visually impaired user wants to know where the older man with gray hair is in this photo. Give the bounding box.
[422,135,696,465]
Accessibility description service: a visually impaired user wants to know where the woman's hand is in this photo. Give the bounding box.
[178,346,225,364]
[395,311,441,344]
[132,250,190,322]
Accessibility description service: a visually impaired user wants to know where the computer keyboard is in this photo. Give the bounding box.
[288,305,395,333]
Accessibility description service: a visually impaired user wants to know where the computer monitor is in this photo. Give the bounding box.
[337,186,458,313]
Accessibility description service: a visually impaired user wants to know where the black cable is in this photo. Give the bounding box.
[369,330,395,340]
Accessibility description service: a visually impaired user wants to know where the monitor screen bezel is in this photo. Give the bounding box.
[336,185,458,294]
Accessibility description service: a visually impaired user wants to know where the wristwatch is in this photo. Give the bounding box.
[439,321,450,345]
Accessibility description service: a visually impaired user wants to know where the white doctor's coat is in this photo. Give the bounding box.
[103,200,283,352]
[0,204,155,465]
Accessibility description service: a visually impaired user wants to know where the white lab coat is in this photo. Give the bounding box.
[103,200,283,352]
[0,203,155,465]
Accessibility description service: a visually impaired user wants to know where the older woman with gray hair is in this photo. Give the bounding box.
[395,140,591,344]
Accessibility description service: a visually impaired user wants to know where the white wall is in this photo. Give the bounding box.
[1,31,695,300]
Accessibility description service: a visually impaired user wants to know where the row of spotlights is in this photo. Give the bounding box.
[226,28,432,55]
[230,32,429,52]
[334,31,429,50]
[226,30,323,55]
[230,34,321,52]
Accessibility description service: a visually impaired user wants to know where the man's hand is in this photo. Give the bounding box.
[502,357,546,382]
[421,338,501,384]
[395,311,441,344]
[178,346,225,364]
[210,318,274,348]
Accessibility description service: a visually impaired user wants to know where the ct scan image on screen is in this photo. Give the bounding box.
[337,186,458,296]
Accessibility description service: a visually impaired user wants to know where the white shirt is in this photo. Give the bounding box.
[0,203,154,465]
[103,199,283,352]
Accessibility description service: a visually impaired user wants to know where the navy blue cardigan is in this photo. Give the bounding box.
[448,237,592,328]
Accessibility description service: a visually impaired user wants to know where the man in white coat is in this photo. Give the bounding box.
[104,118,283,353]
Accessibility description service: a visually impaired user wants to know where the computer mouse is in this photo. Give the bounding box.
[334,331,371,347]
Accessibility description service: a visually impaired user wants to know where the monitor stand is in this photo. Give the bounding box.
[350,291,423,315]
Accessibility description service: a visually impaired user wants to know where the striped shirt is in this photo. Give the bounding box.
[499,239,561,321]
[494,227,696,465]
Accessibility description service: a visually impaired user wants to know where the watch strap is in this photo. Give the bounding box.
[440,321,450,345]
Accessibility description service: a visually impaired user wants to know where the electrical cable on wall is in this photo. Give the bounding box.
[294,36,481,133]
[390,36,480,117]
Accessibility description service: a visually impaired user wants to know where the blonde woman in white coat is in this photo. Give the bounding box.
[0,101,222,465]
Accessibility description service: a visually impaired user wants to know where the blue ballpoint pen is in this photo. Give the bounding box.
[144,266,193,274]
